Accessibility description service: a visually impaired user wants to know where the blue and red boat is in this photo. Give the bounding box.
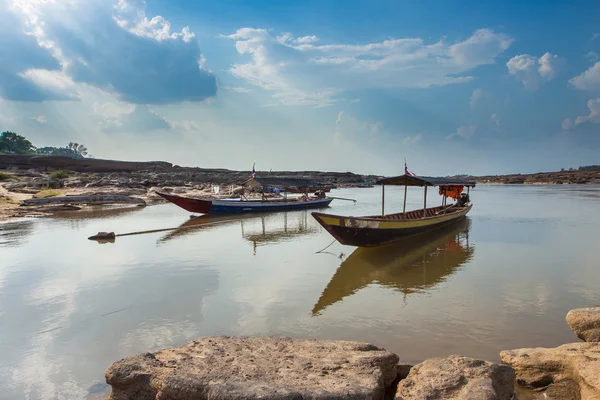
[156,177,334,215]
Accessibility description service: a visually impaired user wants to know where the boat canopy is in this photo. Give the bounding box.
[375,175,476,187]
[243,177,322,189]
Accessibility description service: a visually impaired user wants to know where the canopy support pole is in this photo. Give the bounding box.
[381,184,385,215]
[403,185,407,213]
[423,186,428,218]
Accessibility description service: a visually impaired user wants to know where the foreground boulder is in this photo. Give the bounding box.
[105,336,400,400]
[567,306,600,342]
[395,355,515,399]
[500,342,600,399]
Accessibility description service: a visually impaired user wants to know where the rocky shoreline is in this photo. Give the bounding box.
[103,306,600,399]
[0,160,379,221]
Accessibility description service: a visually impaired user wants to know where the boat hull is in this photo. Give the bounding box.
[157,191,333,214]
[312,205,472,247]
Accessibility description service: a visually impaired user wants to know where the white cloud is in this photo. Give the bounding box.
[402,134,422,146]
[295,35,319,44]
[470,88,492,109]
[228,87,252,93]
[448,124,477,139]
[491,113,500,127]
[585,51,599,64]
[592,33,600,41]
[93,101,170,133]
[574,98,600,126]
[7,0,216,104]
[113,1,195,43]
[507,52,565,90]
[334,112,384,143]
[225,28,512,106]
[167,119,203,131]
[32,115,48,124]
[562,118,573,130]
[538,52,563,80]
[18,69,80,100]
[569,62,600,91]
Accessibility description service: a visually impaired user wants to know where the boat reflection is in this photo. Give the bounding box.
[312,218,474,315]
[241,210,319,255]
[158,210,320,253]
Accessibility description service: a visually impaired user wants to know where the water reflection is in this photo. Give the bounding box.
[158,210,319,254]
[312,219,474,315]
[0,220,35,247]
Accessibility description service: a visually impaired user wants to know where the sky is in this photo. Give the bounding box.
[0,0,599,176]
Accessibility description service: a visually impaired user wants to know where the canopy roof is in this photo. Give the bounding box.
[243,177,323,188]
[376,174,476,187]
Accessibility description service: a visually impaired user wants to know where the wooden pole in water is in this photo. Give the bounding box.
[423,185,428,217]
[381,184,385,215]
[403,185,407,213]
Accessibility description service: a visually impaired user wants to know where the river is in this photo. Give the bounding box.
[1,184,599,399]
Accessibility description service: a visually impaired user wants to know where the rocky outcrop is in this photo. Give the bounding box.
[500,342,600,400]
[395,355,515,400]
[567,306,600,342]
[105,336,400,400]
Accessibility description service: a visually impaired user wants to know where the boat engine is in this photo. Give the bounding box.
[457,193,470,207]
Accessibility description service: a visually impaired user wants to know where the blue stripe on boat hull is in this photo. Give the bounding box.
[209,199,333,213]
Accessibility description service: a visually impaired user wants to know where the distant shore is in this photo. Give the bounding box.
[1,154,599,221]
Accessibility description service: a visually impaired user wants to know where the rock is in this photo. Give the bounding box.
[541,380,581,400]
[500,342,600,399]
[395,355,515,400]
[396,363,413,380]
[105,336,399,400]
[566,307,600,342]
[29,177,62,189]
[4,181,27,190]
[88,232,116,243]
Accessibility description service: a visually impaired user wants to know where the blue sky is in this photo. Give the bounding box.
[1,0,599,175]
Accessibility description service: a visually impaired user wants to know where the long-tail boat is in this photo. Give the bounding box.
[312,174,475,247]
[157,177,333,215]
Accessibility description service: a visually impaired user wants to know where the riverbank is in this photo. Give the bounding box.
[2,155,600,221]
[470,169,600,185]
[103,306,600,399]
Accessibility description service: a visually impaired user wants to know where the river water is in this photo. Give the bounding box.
[1,185,599,399]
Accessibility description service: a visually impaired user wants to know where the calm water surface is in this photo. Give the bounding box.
[1,185,600,399]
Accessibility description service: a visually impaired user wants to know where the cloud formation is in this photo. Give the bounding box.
[0,9,71,101]
[6,0,216,104]
[507,52,565,90]
[574,98,600,126]
[225,28,513,106]
[94,101,170,133]
[569,62,600,91]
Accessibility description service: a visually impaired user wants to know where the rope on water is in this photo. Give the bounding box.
[315,239,337,254]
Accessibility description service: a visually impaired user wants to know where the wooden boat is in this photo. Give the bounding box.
[157,177,334,215]
[312,174,475,247]
[312,219,473,315]
[157,191,333,214]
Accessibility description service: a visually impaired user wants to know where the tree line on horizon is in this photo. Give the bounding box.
[0,131,90,159]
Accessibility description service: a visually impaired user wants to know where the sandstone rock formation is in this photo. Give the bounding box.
[105,336,400,400]
[500,342,600,400]
[395,355,515,400]
[567,306,600,342]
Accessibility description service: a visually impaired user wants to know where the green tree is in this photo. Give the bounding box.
[36,143,89,159]
[66,142,88,158]
[0,131,36,154]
